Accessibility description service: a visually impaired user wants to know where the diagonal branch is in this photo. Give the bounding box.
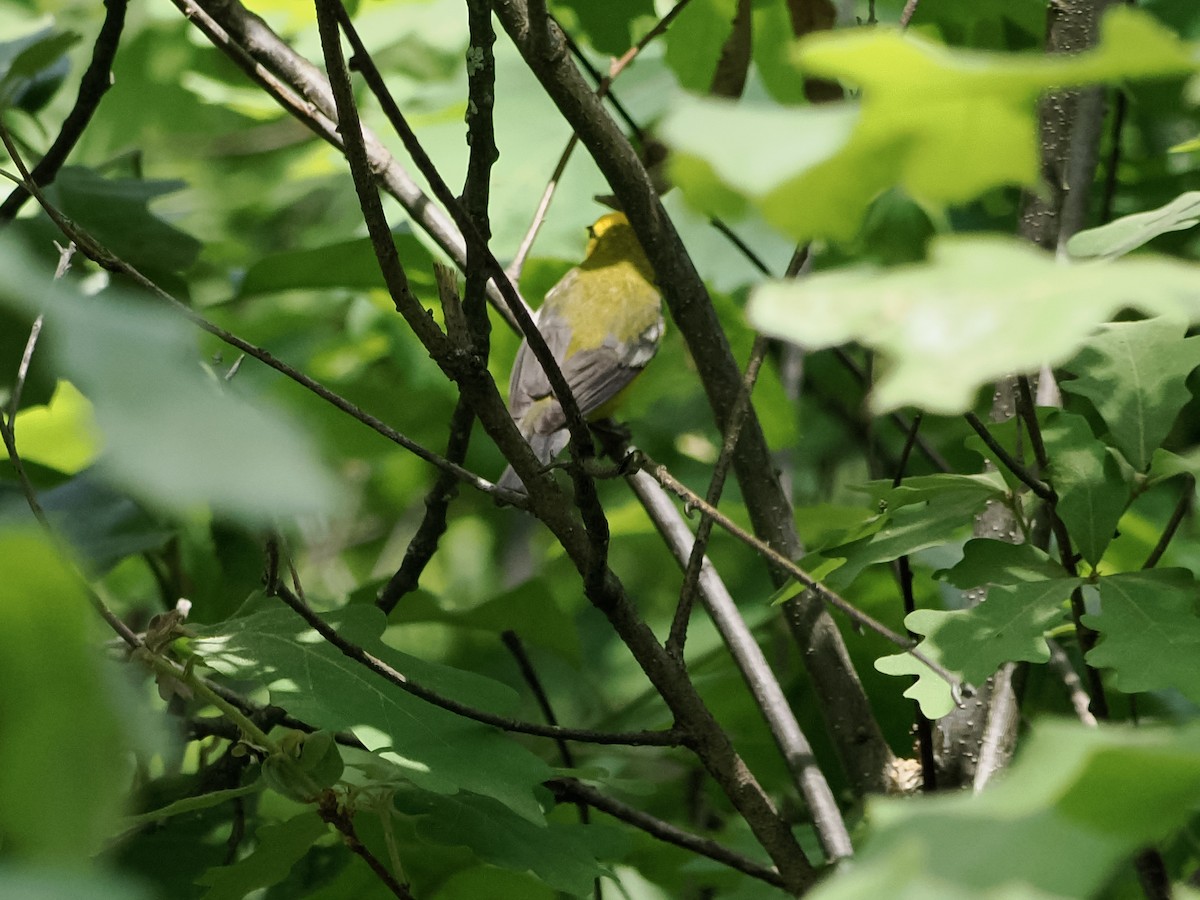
[0,0,128,223]
[272,580,681,747]
[548,777,786,889]
[491,0,894,800]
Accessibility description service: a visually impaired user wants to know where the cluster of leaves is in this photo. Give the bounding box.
[2,0,1200,898]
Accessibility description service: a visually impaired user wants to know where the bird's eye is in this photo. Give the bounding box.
[586,225,596,239]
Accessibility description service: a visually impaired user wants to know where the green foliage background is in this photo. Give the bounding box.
[2,0,1200,897]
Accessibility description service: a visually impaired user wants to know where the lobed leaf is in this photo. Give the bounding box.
[1084,569,1200,703]
[748,236,1200,414]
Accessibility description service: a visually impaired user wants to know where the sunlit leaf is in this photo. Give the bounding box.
[810,721,1200,897]
[748,236,1200,414]
[0,530,129,861]
[1067,191,1200,259]
[191,601,551,822]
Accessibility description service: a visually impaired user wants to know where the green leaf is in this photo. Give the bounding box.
[197,812,329,900]
[1042,410,1130,567]
[551,0,655,55]
[938,539,1063,589]
[748,235,1200,414]
[854,471,1008,512]
[0,237,343,524]
[663,0,740,92]
[1061,319,1200,471]
[1067,191,1200,259]
[809,721,1200,898]
[0,380,100,475]
[238,229,436,298]
[0,29,79,113]
[387,582,582,665]
[665,7,1193,241]
[191,602,552,822]
[810,475,1002,590]
[0,867,150,900]
[42,168,202,280]
[1084,569,1200,703]
[903,578,1077,684]
[0,530,130,861]
[872,651,956,720]
[122,784,263,830]
[25,473,174,573]
[661,96,860,221]
[394,787,625,895]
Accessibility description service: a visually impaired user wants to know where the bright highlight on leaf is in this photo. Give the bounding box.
[190,601,551,823]
[808,721,1200,898]
[1067,191,1200,260]
[664,6,1195,241]
[748,236,1200,414]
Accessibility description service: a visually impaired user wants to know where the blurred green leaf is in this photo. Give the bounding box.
[1061,319,1200,471]
[0,236,343,524]
[0,28,78,112]
[662,96,859,220]
[191,601,551,821]
[1067,191,1200,259]
[0,867,150,900]
[0,530,129,861]
[664,0,739,92]
[665,7,1193,241]
[809,721,1200,898]
[42,168,202,281]
[197,812,328,900]
[748,236,1200,414]
[238,228,436,298]
[1085,569,1200,703]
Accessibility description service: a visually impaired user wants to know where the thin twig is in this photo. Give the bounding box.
[171,0,527,329]
[1141,477,1192,570]
[625,467,853,860]
[1,316,49,527]
[637,453,961,690]
[898,0,921,27]
[547,778,785,889]
[509,0,694,279]
[0,0,128,222]
[319,792,415,900]
[1099,89,1128,225]
[1047,640,1097,727]
[667,335,767,659]
[0,125,521,507]
[329,2,603,512]
[271,581,681,746]
[963,411,1054,501]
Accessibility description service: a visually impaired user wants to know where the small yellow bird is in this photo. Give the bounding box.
[498,212,664,492]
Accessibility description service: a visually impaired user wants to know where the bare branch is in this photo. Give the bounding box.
[0,0,128,222]
[548,778,786,890]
